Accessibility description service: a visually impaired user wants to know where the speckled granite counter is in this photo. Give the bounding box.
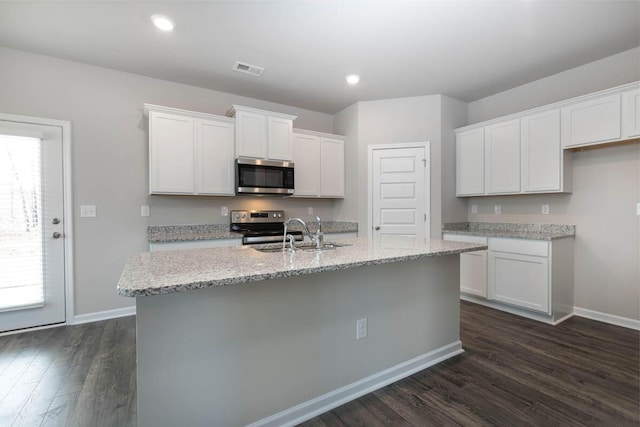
[147,221,358,243]
[118,237,485,297]
[443,222,575,240]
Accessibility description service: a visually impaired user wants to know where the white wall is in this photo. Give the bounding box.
[465,48,640,321]
[0,46,337,316]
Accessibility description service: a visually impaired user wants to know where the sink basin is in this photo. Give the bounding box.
[252,242,350,253]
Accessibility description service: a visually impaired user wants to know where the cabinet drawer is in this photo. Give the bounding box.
[489,238,548,257]
[443,233,488,245]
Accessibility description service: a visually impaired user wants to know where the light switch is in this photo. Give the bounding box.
[80,205,96,217]
[542,204,549,215]
[494,205,501,215]
[141,205,150,217]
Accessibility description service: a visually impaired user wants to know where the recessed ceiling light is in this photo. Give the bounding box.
[345,74,360,85]
[151,15,175,32]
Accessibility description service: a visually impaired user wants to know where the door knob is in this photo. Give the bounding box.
[52,232,61,239]
[374,226,380,230]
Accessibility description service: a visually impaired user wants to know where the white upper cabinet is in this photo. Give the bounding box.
[145,104,235,196]
[148,111,195,194]
[622,87,640,139]
[320,136,345,197]
[521,108,570,193]
[228,105,296,161]
[292,132,321,196]
[561,93,621,148]
[292,130,345,198]
[456,127,485,196]
[485,119,520,194]
[195,118,235,195]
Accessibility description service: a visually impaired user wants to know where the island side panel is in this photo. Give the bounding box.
[136,255,461,427]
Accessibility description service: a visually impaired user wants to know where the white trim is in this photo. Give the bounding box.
[0,321,66,337]
[0,112,75,326]
[573,306,640,331]
[73,306,136,325]
[367,142,431,240]
[248,340,463,427]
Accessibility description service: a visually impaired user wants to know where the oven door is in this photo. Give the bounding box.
[236,158,295,195]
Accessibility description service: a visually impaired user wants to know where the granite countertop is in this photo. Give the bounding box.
[118,237,486,297]
[442,222,575,240]
[147,221,358,243]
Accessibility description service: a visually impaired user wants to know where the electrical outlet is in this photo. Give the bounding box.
[221,206,229,216]
[308,207,313,215]
[637,202,640,216]
[80,205,96,217]
[141,205,150,217]
[542,204,549,215]
[356,318,367,340]
[494,205,501,215]
[471,204,478,214]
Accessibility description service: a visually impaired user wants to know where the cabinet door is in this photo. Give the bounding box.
[489,251,550,313]
[455,128,485,196]
[320,137,345,197]
[561,94,621,148]
[485,119,520,194]
[461,251,488,297]
[292,133,321,197]
[236,110,267,159]
[149,112,194,194]
[622,88,640,139]
[195,118,235,195]
[521,109,561,192]
[268,116,293,161]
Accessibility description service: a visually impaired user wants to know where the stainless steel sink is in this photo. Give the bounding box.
[252,242,350,253]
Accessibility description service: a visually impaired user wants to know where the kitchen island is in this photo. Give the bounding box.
[118,237,485,427]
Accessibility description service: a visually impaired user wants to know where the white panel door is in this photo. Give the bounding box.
[0,120,66,332]
[622,88,640,139]
[485,119,520,194]
[455,128,485,196]
[561,94,621,148]
[292,133,321,197]
[149,112,195,194]
[521,109,561,192]
[372,145,428,241]
[195,118,235,195]
[320,137,345,197]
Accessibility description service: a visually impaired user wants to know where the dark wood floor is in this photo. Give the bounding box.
[300,301,640,426]
[1,302,638,427]
[0,316,136,427]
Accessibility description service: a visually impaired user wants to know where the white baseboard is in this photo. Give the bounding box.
[573,306,640,331]
[247,340,464,427]
[72,306,136,325]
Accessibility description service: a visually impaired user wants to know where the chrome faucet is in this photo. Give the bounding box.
[283,216,324,251]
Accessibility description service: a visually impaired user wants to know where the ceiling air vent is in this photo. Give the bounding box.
[233,61,264,77]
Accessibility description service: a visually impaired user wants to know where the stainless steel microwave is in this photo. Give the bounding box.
[235,158,295,195]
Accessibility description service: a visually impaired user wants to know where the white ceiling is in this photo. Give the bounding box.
[0,1,638,114]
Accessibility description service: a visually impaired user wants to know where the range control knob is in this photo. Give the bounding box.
[277,213,282,218]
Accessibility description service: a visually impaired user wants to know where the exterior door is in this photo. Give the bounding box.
[0,119,66,333]
[371,144,429,242]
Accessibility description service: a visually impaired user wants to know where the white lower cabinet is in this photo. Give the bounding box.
[445,233,574,323]
[489,249,549,313]
[443,233,487,297]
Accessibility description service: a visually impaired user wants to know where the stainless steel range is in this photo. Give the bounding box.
[230,210,303,245]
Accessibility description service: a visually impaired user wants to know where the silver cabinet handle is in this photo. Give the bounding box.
[374,226,380,230]
[52,232,61,239]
